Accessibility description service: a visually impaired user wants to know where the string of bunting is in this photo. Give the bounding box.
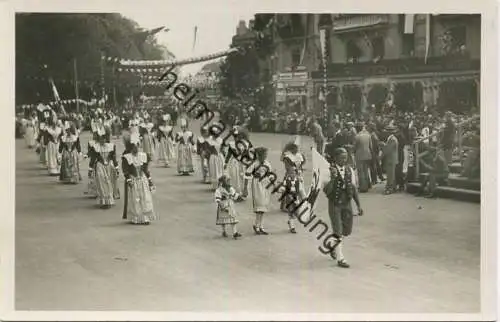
[17,98,95,109]
[106,48,238,67]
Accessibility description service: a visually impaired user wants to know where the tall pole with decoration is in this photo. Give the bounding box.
[319,27,328,126]
[100,52,105,108]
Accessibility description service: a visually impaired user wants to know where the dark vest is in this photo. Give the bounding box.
[331,166,354,204]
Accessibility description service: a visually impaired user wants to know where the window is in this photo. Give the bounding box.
[402,33,415,56]
[346,39,361,63]
[371,37,385,60]
[291,47,301,67]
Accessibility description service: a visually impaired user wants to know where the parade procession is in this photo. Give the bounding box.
[13,11,485,315]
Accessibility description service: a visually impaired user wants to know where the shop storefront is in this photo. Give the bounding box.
[311,56,480,116]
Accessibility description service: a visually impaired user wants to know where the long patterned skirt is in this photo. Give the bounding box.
[216,202,239,225]
[199,156,210,183]
[209,153,225,190]
[95,162,117,206]
[177,143,194,174]
[226,158,245,194]
[39,145,47,165]
[126,175,156,224]
[60,149,82,184]
[251,178,271,213]
[25,127,36,148]
[157,137,175,166]
[142,135,156,161]
[46,141,60,175]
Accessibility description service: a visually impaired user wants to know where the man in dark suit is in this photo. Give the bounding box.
[382,125,399,195]
[354,122,373,192]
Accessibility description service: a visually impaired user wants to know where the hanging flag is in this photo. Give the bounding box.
[319,29,326,60]
[404,14,415,34]
[299,15,309,66]
[192,26,198,52]
[425,14,431,63]
[301,147,331,222]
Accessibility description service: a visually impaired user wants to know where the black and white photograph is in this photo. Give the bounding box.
[1,0,498,321]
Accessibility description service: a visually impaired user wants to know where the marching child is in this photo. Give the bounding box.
[215,175,242,239]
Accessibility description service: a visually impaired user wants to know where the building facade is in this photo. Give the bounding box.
[270,14,480,117]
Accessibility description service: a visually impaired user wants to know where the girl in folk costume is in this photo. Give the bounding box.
[243,147,273,235]
[207,128,225,191]
[122,134,157,225]
[196,126,211,183]
[224,126,249,197]
[90,127,120,208]
[140,122,156,161]
[45,118,63,176]
[84,131,99,197]
[215,175,243,239]
[281,138,307,233]
[59,123,82,184]
[280,136,306,212]
[156,114,176,167]
[175,118,195,175]
[24,116,37,148]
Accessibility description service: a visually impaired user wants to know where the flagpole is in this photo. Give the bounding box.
[100,52,105,107]
[73,58,80,114]
[112,61,118,111]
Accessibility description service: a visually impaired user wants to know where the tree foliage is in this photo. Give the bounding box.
[16,13,170,107]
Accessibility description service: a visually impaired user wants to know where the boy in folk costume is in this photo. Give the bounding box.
[122,133,157,225]
[214,175,243,239]
[175,118,195,175]
[156,114,175,168]
[197,127,211,183]
[281,137,307,233]
[59,123,82,184]
[243,147,272,235]
[84,130,99,197]
[36,122,48,166]
[323,148,363,268]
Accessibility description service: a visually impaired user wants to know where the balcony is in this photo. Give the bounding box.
[333,14,389,33]
[311,56,480,79]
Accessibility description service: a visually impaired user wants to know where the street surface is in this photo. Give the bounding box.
[15,122,480,313]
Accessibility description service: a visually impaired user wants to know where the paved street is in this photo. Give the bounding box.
[15,124,480,313]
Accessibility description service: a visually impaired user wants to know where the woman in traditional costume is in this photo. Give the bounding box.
[90,128,120,208]
[196,127,211,183]
[207,129,225,190]
[224,126,248,197]
[281,139,307,233]
[36,122,48,166]
[243,147,272,235]
[24,116,36,149]
[59,123,82,184]
[215,175,242,239]
[156,115,176,167]
[45,118,62,176]
[140,122,156,161]
[175,118,195,175]
[122,134,157,225]
[84,131,99,197]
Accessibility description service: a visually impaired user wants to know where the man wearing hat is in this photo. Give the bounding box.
[323,147,363,268]
[382,124,399,195]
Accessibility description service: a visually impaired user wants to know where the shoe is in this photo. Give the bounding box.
[253,225,261,235]
[233,232,242,239]
[259,228,269,235]
[222,231,228,238]
[337,260,350,268]
[290,227,297,234]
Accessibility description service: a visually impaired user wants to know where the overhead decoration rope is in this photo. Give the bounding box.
[113,47,239,67]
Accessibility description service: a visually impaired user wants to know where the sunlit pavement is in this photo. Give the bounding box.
[15,122,480,313]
